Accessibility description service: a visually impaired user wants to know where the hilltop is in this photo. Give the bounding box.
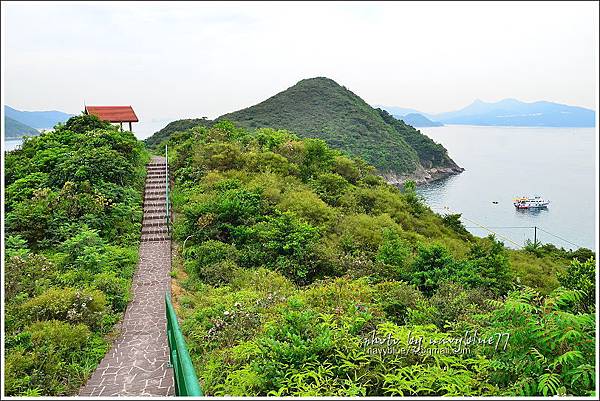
[146,78,462,184]
[219,78,461,183]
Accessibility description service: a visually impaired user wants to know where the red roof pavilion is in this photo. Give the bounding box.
[85,105,139,131]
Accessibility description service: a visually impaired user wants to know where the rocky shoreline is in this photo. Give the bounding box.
[382,165,465,187]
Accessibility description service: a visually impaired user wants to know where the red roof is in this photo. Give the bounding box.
[85,106,139,122]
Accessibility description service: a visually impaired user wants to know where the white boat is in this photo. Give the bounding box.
[513,196,549,209]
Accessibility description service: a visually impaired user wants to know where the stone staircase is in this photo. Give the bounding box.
[79,155,174,396]
[141,159,170,242]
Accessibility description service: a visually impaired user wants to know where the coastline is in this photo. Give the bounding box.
[382,165,465,187]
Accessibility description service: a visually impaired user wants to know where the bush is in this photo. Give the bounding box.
[277,189,336,226]
[310,173,351,206]
[21,287,108,330]
[185,240,238,277]
[373,281,424,325]
[557,257,596,313]
[199,260,242,287]
[92,272,131,312]
[4,320,106,396]
[409,243,456,295]
[234,211,320,284]
[376,230,412,273]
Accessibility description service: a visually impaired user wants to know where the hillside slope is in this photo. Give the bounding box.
[5,117,39,138]
[145,118,212,148]
[219,78,460,181]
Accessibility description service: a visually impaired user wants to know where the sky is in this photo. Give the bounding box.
[2,1,598,138]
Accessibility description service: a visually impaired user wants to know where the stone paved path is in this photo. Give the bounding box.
[80,156,174,397]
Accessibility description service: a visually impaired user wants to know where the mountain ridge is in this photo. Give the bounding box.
[4,105,74,129]
[381,99,595,127]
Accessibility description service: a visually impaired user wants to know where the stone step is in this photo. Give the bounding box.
[144,207,166,213]
[144,195,167,201]
[144,203,167,209]
[141,226,169,234]
[147,173,167,178]
[142,219,168,227]
[145,190,167,196]
[145,185,166,191]
[144,212,165,219]
[144,195,166,202]
[140,235,171,242]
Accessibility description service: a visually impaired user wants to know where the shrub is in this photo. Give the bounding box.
[373,281,424,325]
[185,240,238,277]
[277,189,336,226]
[234,211,320,284]
[4,320,106,396]
[338,213,402,254]
[199,260,242,287]
[310,173,351,206]
[21,287,108,330]
[461,237,513,295]
[332,155,360,183]
[92,272,131,312]
[376,230,412,273]
[4,253,57,301]
[557,257,596,313]
[409,243,456,295]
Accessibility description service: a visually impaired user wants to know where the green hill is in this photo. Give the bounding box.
[145,77,462,181]
[219,77,459,176]
[5,116,40,139]
[144,118,212,148]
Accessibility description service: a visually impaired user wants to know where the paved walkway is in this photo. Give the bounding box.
[80,156,174,397]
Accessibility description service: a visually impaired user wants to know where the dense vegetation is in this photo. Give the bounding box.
[3,115,148,396]
[159,121,596,396]
[146,77,460,176]
[377,109,457,169]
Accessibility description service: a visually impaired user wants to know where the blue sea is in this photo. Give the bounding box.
[417,125,596,250]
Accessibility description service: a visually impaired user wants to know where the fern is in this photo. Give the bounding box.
[551,350,584,369]
[537,372,562,396]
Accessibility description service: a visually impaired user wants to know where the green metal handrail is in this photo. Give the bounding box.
[165,293,203,396]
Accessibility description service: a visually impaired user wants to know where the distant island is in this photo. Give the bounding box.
[5,117,39,139]
[147,77,463,185]
[380,98,595,127]
[4,105,73,133]
[399,113,444,127]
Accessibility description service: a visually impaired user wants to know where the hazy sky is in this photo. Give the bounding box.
[2,1,598,137]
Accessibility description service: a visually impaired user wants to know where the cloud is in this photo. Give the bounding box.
[3,1,598,138]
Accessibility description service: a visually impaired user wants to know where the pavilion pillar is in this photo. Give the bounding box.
[129,122,132,132]
[120,122,123,131]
